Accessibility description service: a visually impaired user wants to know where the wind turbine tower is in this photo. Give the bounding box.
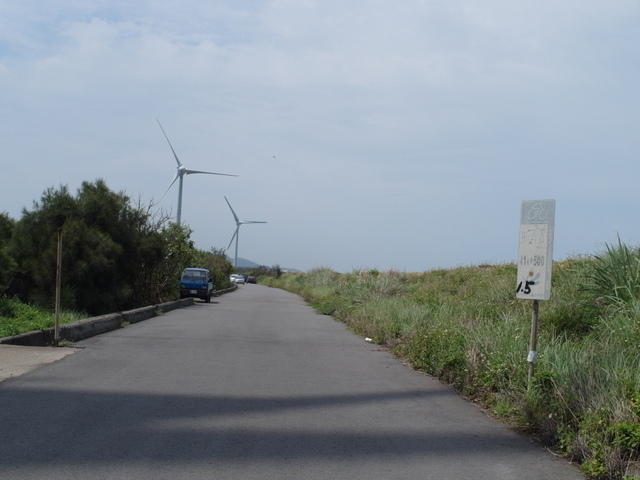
[157,119,237,225]
[225,196,267,268]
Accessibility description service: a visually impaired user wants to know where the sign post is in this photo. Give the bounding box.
[516,200,555,383]
[54,228,62,346]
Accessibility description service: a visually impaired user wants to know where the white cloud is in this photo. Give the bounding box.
[2,0,640,272]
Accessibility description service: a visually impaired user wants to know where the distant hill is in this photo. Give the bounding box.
[228,257,261,269]
[228,257,302,273]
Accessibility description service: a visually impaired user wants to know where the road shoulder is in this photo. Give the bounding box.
[0,344,77,383]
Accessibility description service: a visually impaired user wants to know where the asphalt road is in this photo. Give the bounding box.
[0,285,582,479]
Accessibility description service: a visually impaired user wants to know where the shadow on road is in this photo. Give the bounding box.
[1,386,517,465]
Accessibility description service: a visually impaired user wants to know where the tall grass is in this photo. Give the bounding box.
[585,236,640,307]
[263,246,640,479]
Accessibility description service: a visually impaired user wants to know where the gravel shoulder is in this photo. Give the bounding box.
[0,344,77,382]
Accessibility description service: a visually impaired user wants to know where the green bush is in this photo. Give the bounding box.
[402,324,468,388]
[0,212,16,289]
[4,180,237,314]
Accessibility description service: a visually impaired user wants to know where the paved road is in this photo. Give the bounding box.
[0,285,582,479]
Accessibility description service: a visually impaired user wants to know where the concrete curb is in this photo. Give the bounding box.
[0,285,237,347]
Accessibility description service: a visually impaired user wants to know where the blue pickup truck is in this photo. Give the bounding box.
[179,268,214,303]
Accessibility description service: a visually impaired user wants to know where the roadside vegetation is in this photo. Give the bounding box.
[0,179,235,333]
[0,297,84,338]
[5,180,640,478]
[262,243,640,479]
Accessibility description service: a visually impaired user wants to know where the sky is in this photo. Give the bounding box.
[1,1,640,273]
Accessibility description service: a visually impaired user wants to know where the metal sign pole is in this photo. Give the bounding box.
[527,299,540,383]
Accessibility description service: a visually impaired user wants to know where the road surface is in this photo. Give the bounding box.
[0,285,582,479]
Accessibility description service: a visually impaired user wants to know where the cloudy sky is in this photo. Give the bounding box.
[1,1,639,273]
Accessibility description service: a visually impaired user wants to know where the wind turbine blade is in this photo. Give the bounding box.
[227,227,239,250]
[224,197,240,224]
[240,220,267,224]
[185,169,238,177]
[156,119,182,167]
[160,173,180,201]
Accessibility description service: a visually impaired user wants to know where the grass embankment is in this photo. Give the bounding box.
[0,297,84,338]
[262,247,640,480]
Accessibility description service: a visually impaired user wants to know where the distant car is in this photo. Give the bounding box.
[230,274,246,284]
[246,276,256,284]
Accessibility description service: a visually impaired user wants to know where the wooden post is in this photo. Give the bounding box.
[54,228,62,346]
[527,299,540,385]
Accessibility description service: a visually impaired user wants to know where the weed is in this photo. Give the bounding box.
[0,297,84,337]
[585,236,640,307]
[266,249,640,479]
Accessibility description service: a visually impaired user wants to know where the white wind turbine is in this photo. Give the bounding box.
[225,196,267,268]
[157,119,237,225]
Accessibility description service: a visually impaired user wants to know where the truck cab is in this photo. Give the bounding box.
[180,268,214,303]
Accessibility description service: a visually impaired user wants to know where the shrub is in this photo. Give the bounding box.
[401,323,468,388]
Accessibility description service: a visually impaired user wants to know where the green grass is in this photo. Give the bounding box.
[262,246,640,480]
[0,297,84,337]
[585,236,640,307]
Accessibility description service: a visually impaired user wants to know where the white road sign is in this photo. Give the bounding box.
[516,200,555,300]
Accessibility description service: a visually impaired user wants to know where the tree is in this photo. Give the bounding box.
[194,247,234,290]
[0,212,16,289]
[7,179,232,314]
[8,180,183,314]
[137,222,198,303]
[9,185,76,306]
[250,264,282,279]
